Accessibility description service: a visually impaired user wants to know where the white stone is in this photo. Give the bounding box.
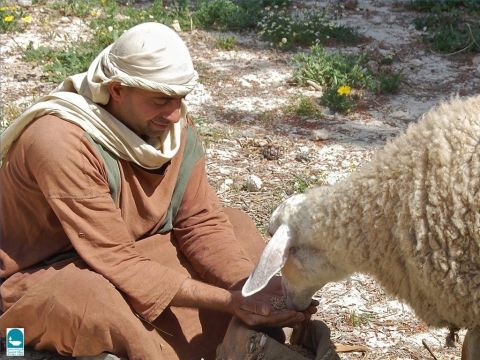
[371,16,383,25]
[239,79,252,87]
[472,54,480,67]
[310,129,331,141]
[224,178,234,186]
[410,59,422,67]
[391,110,409,119]
[245,175,262,192]
[219,167,231,175]
[16,0,32,6]
[171,19,182,32]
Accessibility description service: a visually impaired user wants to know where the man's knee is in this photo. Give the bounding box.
[223,207,265,264]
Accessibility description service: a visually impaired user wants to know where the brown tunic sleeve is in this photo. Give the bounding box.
[26,117,188,322]
[173,153,255,289]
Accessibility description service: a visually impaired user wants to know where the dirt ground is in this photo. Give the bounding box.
[1,0,479,359]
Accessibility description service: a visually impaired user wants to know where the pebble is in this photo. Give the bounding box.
[16,0,32,6]
[310,129,331,141]
[390,110,410,119]
[219,167,231,175]
[472,54,480,67]
[371,16,383,25]
[245,175,262,192]
[410,59,422,67]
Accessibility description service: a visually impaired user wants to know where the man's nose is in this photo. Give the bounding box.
[162,99,183,123]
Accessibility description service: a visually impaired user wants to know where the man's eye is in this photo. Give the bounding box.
[153,99,168,106]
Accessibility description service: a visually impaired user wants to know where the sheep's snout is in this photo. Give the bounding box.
[281,277,318,311]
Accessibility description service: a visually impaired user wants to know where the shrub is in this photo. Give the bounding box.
[0,4,32,33]
[409,0,480,53]
[258,7,359,50]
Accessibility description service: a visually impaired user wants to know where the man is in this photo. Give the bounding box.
[0,23,316,359]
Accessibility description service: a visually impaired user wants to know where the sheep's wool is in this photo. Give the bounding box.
[0,22,198,169]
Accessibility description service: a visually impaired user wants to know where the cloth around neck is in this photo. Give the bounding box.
[0,22,198,169]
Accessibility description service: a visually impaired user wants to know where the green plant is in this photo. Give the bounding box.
[321,86,357,114]
[258,8,358,50]
[290,174,325,194]
[215,35,236,50]
[24,42,101,83]
[409,0,480,53]
[377,71,402,94]
[293,45,374,89]
[408,0,480,12]
[293,45,402,112]
[0,3,32,33]
[348,310,374,327]
[284,96,322,117]
[193,0,258,31]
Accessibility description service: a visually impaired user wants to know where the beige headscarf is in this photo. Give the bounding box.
[0,22,198,169]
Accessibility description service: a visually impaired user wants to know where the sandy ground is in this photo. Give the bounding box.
[1,0,479,359]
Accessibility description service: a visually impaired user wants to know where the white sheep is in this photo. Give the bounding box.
[242,95,480,359]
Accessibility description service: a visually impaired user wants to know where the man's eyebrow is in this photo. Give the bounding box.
[152,94,184,100]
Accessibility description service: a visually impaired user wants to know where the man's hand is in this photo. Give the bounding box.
[230,277,318,328]
[170,277,317,328]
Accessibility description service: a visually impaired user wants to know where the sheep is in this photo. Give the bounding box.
[242,95,480,359]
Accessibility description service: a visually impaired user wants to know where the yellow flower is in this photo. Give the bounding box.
[337,85,351,96]
[4,15,14,22]
[0,7,7,12]
[21,15,32,23]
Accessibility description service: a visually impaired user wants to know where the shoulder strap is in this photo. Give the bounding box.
[157,126,204,234]
[83,133,121,207]
[83,126,203,231]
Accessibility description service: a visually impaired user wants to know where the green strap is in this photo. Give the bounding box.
[84,127,204,231]
[157,126,204,234]
[84,133,121,207]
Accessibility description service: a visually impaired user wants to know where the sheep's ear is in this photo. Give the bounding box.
[242,224,291,297]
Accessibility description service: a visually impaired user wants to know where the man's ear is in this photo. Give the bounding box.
[107,82,124,102]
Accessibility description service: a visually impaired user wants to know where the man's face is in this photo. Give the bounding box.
[112,86,184,137]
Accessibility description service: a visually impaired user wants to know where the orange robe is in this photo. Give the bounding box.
[0,115,264,359]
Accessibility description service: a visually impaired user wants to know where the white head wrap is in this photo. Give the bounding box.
[1,22,198,169]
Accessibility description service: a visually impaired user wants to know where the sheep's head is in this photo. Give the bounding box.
[243,194,347,310]
[242,225,344,310]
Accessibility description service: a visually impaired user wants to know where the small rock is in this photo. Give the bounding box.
[310,129,330,141]
[171,19,182,32]
[371,16,383,25]
[219,167,231,175]
[239,79,252,88]
[472,54,480,67]
[16,0,32,6]
[410,59,422,67]
[391,110,410,119]
[219,183,230,193]
[224,178,233,186]
[60,17,70,23]
[245,175,262,192]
